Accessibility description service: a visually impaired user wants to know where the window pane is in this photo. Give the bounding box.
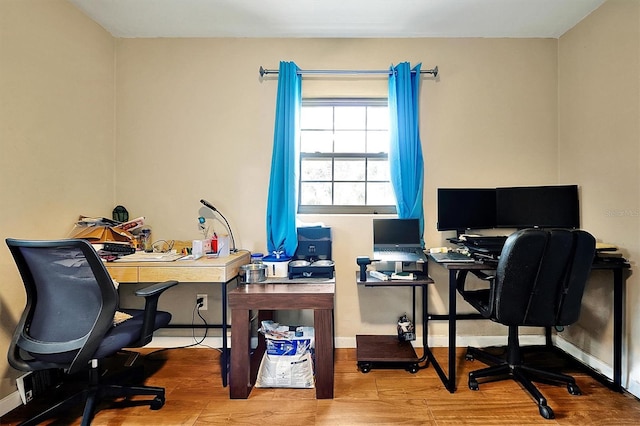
[300,131,334,153]
[366,130,389,153]
[334,182,365,205]
[299,100,396,214]
[300,106,333,129]
[335,131,365,153]
[367,182,395,205]
[367,106,389,129]
[367,158,390,181]
[300,182,332,205]
[301,159,332,181]
[335,107,365,129]
[335,159,365,181]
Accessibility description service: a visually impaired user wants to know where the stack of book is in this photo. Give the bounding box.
[595,242,628,264]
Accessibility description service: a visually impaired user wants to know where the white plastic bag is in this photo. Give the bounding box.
[255,351,315,389]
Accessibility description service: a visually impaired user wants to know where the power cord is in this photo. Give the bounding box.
[144,299,211,358]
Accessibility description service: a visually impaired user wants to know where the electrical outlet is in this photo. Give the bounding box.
[196,294,208,310]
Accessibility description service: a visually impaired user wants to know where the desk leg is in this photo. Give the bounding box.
[447,269,457,393]
[314,308,334,399]
[613,268,624,391]
[229,308,250,399]
[221,280,229,387]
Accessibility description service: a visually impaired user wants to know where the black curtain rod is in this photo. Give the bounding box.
[259,65,438,78]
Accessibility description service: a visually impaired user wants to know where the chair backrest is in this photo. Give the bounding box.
[6,238,119,374]
[493,228,595,327]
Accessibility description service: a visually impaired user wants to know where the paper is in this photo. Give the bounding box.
[114,252,184,262]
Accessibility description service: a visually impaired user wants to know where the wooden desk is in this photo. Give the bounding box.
[228,278,335,399]
[106,251,249,284]
[106,251,250,387]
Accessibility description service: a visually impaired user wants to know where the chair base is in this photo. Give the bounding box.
[19,356,165,426]
[465,327,581,420]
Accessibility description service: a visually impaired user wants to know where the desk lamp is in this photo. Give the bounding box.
[200,199,237,253]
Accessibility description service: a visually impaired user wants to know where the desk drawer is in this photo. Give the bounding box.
[107,266,139,283]
[139,266,227,283]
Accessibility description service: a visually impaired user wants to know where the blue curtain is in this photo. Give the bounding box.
[266,61,301,257]
[388,62,425,237]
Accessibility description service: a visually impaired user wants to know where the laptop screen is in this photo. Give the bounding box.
[373,218,421,246]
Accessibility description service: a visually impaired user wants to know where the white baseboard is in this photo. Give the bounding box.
[0,388,23,417]
[553,336,613,380]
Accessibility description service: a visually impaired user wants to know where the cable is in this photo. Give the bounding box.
[144,301,211,358]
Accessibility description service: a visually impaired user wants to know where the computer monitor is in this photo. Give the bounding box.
[496,185,580,229]
[437,188,497,234]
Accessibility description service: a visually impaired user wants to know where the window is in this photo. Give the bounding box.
[298,99,396,214]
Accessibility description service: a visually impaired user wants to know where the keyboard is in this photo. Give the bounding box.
[463,236,507,246]
[102,243,136,254]
[377,247,420,253]
[430,252,476,263]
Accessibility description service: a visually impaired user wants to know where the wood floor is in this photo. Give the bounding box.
[2,346,640,425]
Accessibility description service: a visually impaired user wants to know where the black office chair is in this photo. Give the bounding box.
[5,238,178,426]
[457,228,596,419]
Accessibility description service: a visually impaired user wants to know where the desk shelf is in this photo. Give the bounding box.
[356,335,420,373]
[355,272,434,375]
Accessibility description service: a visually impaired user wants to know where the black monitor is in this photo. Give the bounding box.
[373,218,421,246]
[496,185,580,229]
[437,188,497,234]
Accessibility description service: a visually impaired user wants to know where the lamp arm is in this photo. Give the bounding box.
[200,199,237,252]
[216,210,237,253]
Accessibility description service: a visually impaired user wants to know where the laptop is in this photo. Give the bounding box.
[372,218,427,262]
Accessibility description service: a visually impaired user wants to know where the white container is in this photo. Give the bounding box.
[263,255,291,277]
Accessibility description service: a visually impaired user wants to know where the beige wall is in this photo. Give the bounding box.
[2,0,638,405]
[114,37,558,339]
[558,0,640,392]
[0,0,115,398]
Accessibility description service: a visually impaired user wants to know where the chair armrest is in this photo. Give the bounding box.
[135,280,178,298]
[456,269,497,318]
[470,270,495,281]
[134,280,178,347]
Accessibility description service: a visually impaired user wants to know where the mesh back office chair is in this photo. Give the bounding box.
[5,238,178,426]
[457,228,596,419]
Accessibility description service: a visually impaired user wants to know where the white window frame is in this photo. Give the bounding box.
[298,98,397,215]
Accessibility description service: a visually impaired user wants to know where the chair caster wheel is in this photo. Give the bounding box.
[465,353,474,361]
[538,404,554,419]
[468,378,479,391]
[568,383,581,395]
[358,362,372,373]
[150,396,165,410]
[407,364,419,374]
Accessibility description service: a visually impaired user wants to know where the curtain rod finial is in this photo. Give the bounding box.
[259,66,266,77]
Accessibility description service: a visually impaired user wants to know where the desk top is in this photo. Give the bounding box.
[106,251,249,268]
[229,281,335,310]
[106,251,250,283]
[428,254,630,271]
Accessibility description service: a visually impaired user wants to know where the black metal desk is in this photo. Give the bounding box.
[428,256,630,393]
